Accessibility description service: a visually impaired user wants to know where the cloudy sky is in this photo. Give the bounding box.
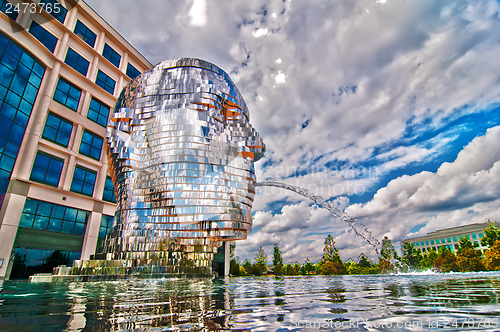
[85,0,500,263]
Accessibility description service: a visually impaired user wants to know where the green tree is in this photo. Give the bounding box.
[456,237,484,272]
[433,247,458,272]
[320,235,346,275]
[345,261,360,275]
[230,257,241,276]
[358,254,373,268]
[420,250,438,269]
[483,240,500,271]
[241,259,252,275]
[252,246,268,275]
[293,263,301,275]
[378,236,400,273]
[272,244,283,275]
[302,259,315,275]
[481,222,500,247]
[354,254,379,274]
[401,242,423,271]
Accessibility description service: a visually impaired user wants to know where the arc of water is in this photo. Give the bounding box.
[255,181,380,254]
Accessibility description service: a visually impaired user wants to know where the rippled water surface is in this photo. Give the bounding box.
[1,272,500,331]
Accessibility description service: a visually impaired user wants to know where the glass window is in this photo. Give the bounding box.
[19,198,88,235]
[53,77,81,111]
[446,237,451,243]
[102,43,121,68]
[0,0,18,20]
[42,112,72,147]
[430,240,435,245]
[39,0,67,24]
[126,63,141,79]
[435,239,440,244]
[0,31,46,207]
[479,232,484,238]
[415,242,419,247]
[79,129,103,160]
[452,237,457,242]
[30,151,63,187]
[95,70,115,95]
[70,165,96,196]
[11,247,80,279]
[102,176,116,203]
[420,241,424,246]
[87,97,110,127]
[73,20,96,48]
[471,233,477,240]
[28,21,58,53]
[64,48,89,76]
[99,214,114,238]
[425,241,429,246]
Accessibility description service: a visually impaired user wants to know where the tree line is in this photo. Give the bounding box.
[229,223,500,276]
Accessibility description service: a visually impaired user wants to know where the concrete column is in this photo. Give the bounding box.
[65,4,78,29]
[95,31,105,54]
[62,155,76,191]
[54,32,70,61]
[120,52,129,74]
[116,74,124,98]
[88,54,100,82]
[0,193,27,279]
[93,161,107,201]
[224,241,230,276]
[80,211,101,260]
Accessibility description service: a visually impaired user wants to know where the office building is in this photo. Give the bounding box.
[402,221,499,254]
[0,0,152,279]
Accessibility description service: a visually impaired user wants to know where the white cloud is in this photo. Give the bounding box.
[189,0,207,26]
[274,71,286,84]
[347,126,500,241]
[252,28,269,38]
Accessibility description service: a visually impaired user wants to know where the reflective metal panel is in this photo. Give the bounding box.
[102,58,265,274]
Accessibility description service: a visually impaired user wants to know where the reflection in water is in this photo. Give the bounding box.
[0,272,499,331]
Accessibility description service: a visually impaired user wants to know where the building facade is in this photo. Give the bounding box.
[0,0,151,279]
[402,221,499,254]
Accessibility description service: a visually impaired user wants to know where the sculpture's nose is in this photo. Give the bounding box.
[227,119,265,162]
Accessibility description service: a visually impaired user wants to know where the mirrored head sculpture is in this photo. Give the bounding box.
[101,58,265,274]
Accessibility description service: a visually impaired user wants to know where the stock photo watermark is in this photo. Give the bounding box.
[289,318,499,330]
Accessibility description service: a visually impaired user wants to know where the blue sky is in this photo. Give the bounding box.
[85,0,500,263]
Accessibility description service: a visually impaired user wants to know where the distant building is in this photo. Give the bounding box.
[402,221,499,254]
[0,0,151,280]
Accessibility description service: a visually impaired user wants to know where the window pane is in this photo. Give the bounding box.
[79,130,103,161]
[70,165,96,196]
[87,97,110,127]
[126,63,141,79]
[53,77,81,111]
[29,21,58,53]
[64,48,89,76]
[42,112,72,147]
[95,70,115,95]
[102,176,116,202]
[74,20,96,47]
[20,198,89,235]
[102,43,121,68]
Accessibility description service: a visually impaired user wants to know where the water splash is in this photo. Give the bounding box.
[255,181,381,254]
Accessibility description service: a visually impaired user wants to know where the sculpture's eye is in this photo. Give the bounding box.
[190,97,248,123]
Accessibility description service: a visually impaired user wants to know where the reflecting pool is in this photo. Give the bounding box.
[1,272,499,331]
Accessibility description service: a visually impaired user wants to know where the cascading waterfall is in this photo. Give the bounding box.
[255,181,381,254]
